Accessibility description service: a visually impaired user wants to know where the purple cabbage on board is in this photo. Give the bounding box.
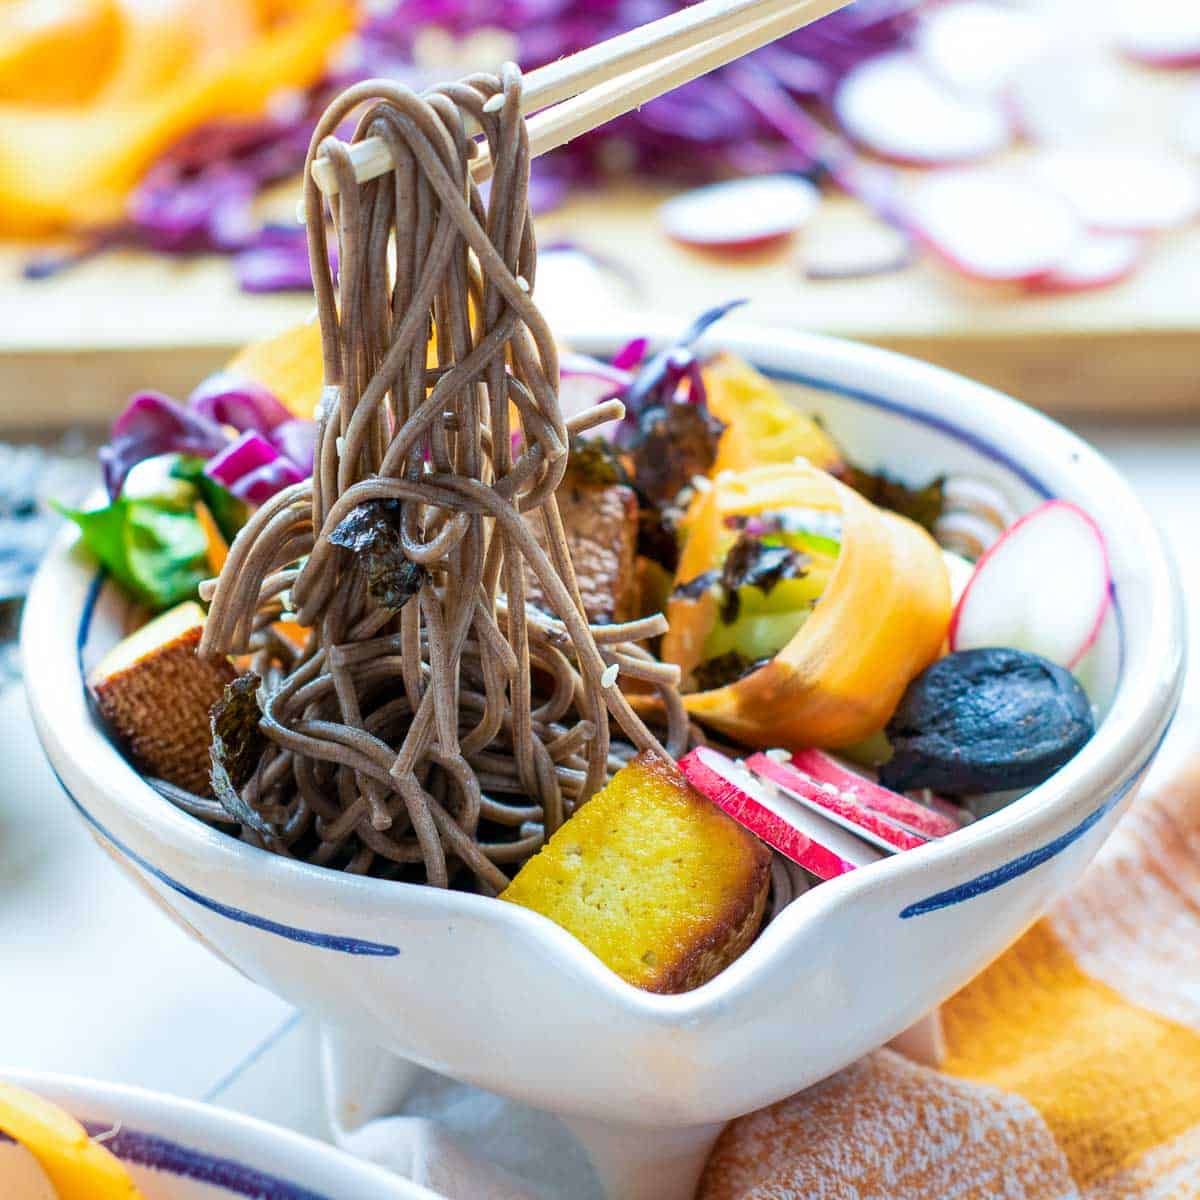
[24,1,919,293]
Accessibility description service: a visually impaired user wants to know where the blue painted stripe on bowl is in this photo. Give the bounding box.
[51,761,401,957]
[82,1122,335,1200]
[757,365,1056,500]
[899,733,1166,919]
[71,572,400,957]
[1,1124,331,1199]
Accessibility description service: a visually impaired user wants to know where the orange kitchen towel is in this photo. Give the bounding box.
[700,761,1200,1199]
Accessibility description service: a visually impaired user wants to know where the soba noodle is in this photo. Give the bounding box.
[197,67,687,892]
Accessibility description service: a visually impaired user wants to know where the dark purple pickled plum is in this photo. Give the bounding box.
[878,647,1094,797]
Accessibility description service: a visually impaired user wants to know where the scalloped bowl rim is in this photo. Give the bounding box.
[23,319,1185,1028]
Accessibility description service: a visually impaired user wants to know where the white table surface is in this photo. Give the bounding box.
[3,417,1199,1153]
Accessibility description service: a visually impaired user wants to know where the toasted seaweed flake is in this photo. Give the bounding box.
[329,499,426,611]
[568,436,630,487]
[838,464,945,533]
[694,650,771,692]
[629,402,725,508]
[879,647,1094,797]
[719,535,809,615]
[210,672,270,834]
[672,569,721,601]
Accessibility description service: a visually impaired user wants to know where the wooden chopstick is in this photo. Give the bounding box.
[310,0,849,196]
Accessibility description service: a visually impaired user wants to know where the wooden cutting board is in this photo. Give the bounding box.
[3,182,1198,432]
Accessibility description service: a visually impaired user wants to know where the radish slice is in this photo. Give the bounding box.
[1033,148,1200,232]
[1113,1,1200,67]
[1025,231,1145,294]
[679,746,881,879]
[916,2,1049,97]
[659,176,820,252]
[557,352,630,418]
[906,169,1079,281]
[949,499,1112,670]
[1007,52,1123,146]
[788,749,962,838]
[746,753,927,852]
[834,52,1011,165]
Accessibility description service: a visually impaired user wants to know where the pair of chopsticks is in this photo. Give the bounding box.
[311,0,850,197]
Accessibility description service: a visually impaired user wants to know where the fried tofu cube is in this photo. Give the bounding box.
[501,750,771,993]
[88,601,235,795]
[526,474,638,625]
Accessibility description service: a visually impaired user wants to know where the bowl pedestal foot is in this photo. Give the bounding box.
[562,1113,725,1200]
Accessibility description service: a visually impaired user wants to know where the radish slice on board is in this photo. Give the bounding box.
[1026,232,1145,294]
[949,500,1112,670]
[659,176,820,251]
[1034,149,1200,232]
[906,169,1079,281]
[678,746,882,879]
[834,52,1011,164]
[1113,1,1200,67]
[1007,52,1123,146]
[745,753,927,852]
[788,748,961,838]
[915,1,1049,97]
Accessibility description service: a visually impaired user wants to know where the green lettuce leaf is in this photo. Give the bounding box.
[57,495,209,611]
[170,455,250,542]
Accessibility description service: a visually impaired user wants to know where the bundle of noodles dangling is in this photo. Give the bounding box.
[198,67,686,892]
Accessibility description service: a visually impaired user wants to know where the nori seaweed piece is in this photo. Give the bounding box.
[717,535,810,623]
[209,672,271,834]
[328,499,426,611]
[567,436,630,487]
[637,501,683,574]
[629,402,725,508]
[693,650,771,692]
[671,569,721,601]
[879,648,1094,797]
[837,463,945,533]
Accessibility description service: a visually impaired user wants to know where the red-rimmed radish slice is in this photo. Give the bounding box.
[949,499,1112,669]
[746,753,927,852]
[916,1,1049,97]
[1113,1,1200,67]
[1033,148,1200,232]
[788,748,962,838]
[659,176,820,252]
[1025,231,1145,294]
[678,746,881,879]
[906,169,1079,281]
[834,52,1011,165]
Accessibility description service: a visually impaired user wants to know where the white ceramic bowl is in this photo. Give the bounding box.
[0,1070,428,1199]
[24,322,1185,1199]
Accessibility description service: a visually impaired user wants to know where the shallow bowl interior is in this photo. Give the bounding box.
[23,321,1184,1136]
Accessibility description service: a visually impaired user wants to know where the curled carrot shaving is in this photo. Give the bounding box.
[662,462,951,749]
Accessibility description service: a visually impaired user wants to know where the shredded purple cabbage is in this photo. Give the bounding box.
[24,0,918,293]
[205,432,307,505]
[102,374,317,506]
[101,393,229,499]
